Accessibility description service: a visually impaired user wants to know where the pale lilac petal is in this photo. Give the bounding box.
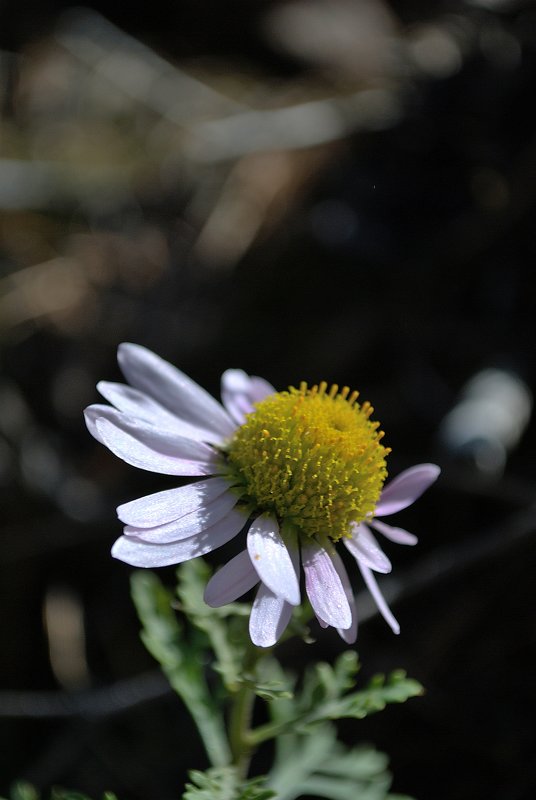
[111,507,247,567]
[117,477,231,528]
[249,584,293,647]
[302,541,352,630]
[221,369,275,425]
[371,519,418,546]
[357,561,400,634]
[92,414,219,476]
[376,464,440,517]
[97,381,221,443]
[344,523,392,573]
[118,343,236,439]
[247,376,276,402]
[330,550,358,644]
[204,550,259,607]
[247,514,300,606]
[124,490,239,543]
[84,404,113,444]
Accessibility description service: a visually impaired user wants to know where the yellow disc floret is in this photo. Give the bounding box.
[226,382,390,542]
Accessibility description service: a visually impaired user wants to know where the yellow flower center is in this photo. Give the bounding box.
[226,382,390,542]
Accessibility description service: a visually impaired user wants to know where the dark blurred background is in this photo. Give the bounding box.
[1,0,536,797]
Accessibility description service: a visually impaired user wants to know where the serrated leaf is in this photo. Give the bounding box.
[4,786,118,800]
[182,767,275,800]
[268,722,402,800]
[176,560,250,692]
[305,670,424,725]
[130,570,231,767]
[250,653,423,745]
[8,784,39,800]
[240,672,294,701]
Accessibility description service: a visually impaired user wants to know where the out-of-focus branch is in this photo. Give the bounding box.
[356,501,536,625]
[55,8,245,125]
[0,669,170,719]
[2,495,535,720]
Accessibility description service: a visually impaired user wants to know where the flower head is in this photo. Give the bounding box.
[85,344,440,647]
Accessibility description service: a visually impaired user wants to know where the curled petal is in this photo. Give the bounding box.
[118,343,236,439]
[247,514,300,606]
[85,403,116,444]
[357,561,400,634]
[111,507,248,567]
[221,369,275,425]
[371,519,418,546]
[302,541,352,630]
[117,477,231,528]
[376,463,440,517]
[204,550,259,607]
[344,523,392,573]
[249,584,293,647]
[124,490,240,543]
[97,381,219,443]
[87,410,219,476]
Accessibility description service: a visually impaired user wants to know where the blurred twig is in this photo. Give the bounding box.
[1,498,535,720]
[0,669,170,719]
[356,501,536,625]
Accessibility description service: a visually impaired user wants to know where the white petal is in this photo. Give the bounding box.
[91,412,219,476]
[124,490,239,543]
[249,584,293,647]
[117,477,231,527]
[221,369,275,425]
[371,519,418,546]
[302,541,352,630]
[344,523,392,573]
[357,561,400,634]
[118,343,236,439]
[330,550,358,644]
[376,464,440,517]
[111,507,248,567]
[247,514,300,606]
[204,550,258,607]
[97,381,220,443]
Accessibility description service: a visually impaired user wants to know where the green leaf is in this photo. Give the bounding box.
[249,652,422,744]
[175,560,250,693]
[240,672,294,702]
[7,784,39,800]
[268,722,414,800]
[130,570,231,767]
[182,767,276,800]
[3,788,118,800]
[306,669,424,724]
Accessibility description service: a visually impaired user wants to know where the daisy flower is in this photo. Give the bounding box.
[85,344,439,647]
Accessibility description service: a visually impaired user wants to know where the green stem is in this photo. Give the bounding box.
[228,643,262,778]
[248,715,298,747]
